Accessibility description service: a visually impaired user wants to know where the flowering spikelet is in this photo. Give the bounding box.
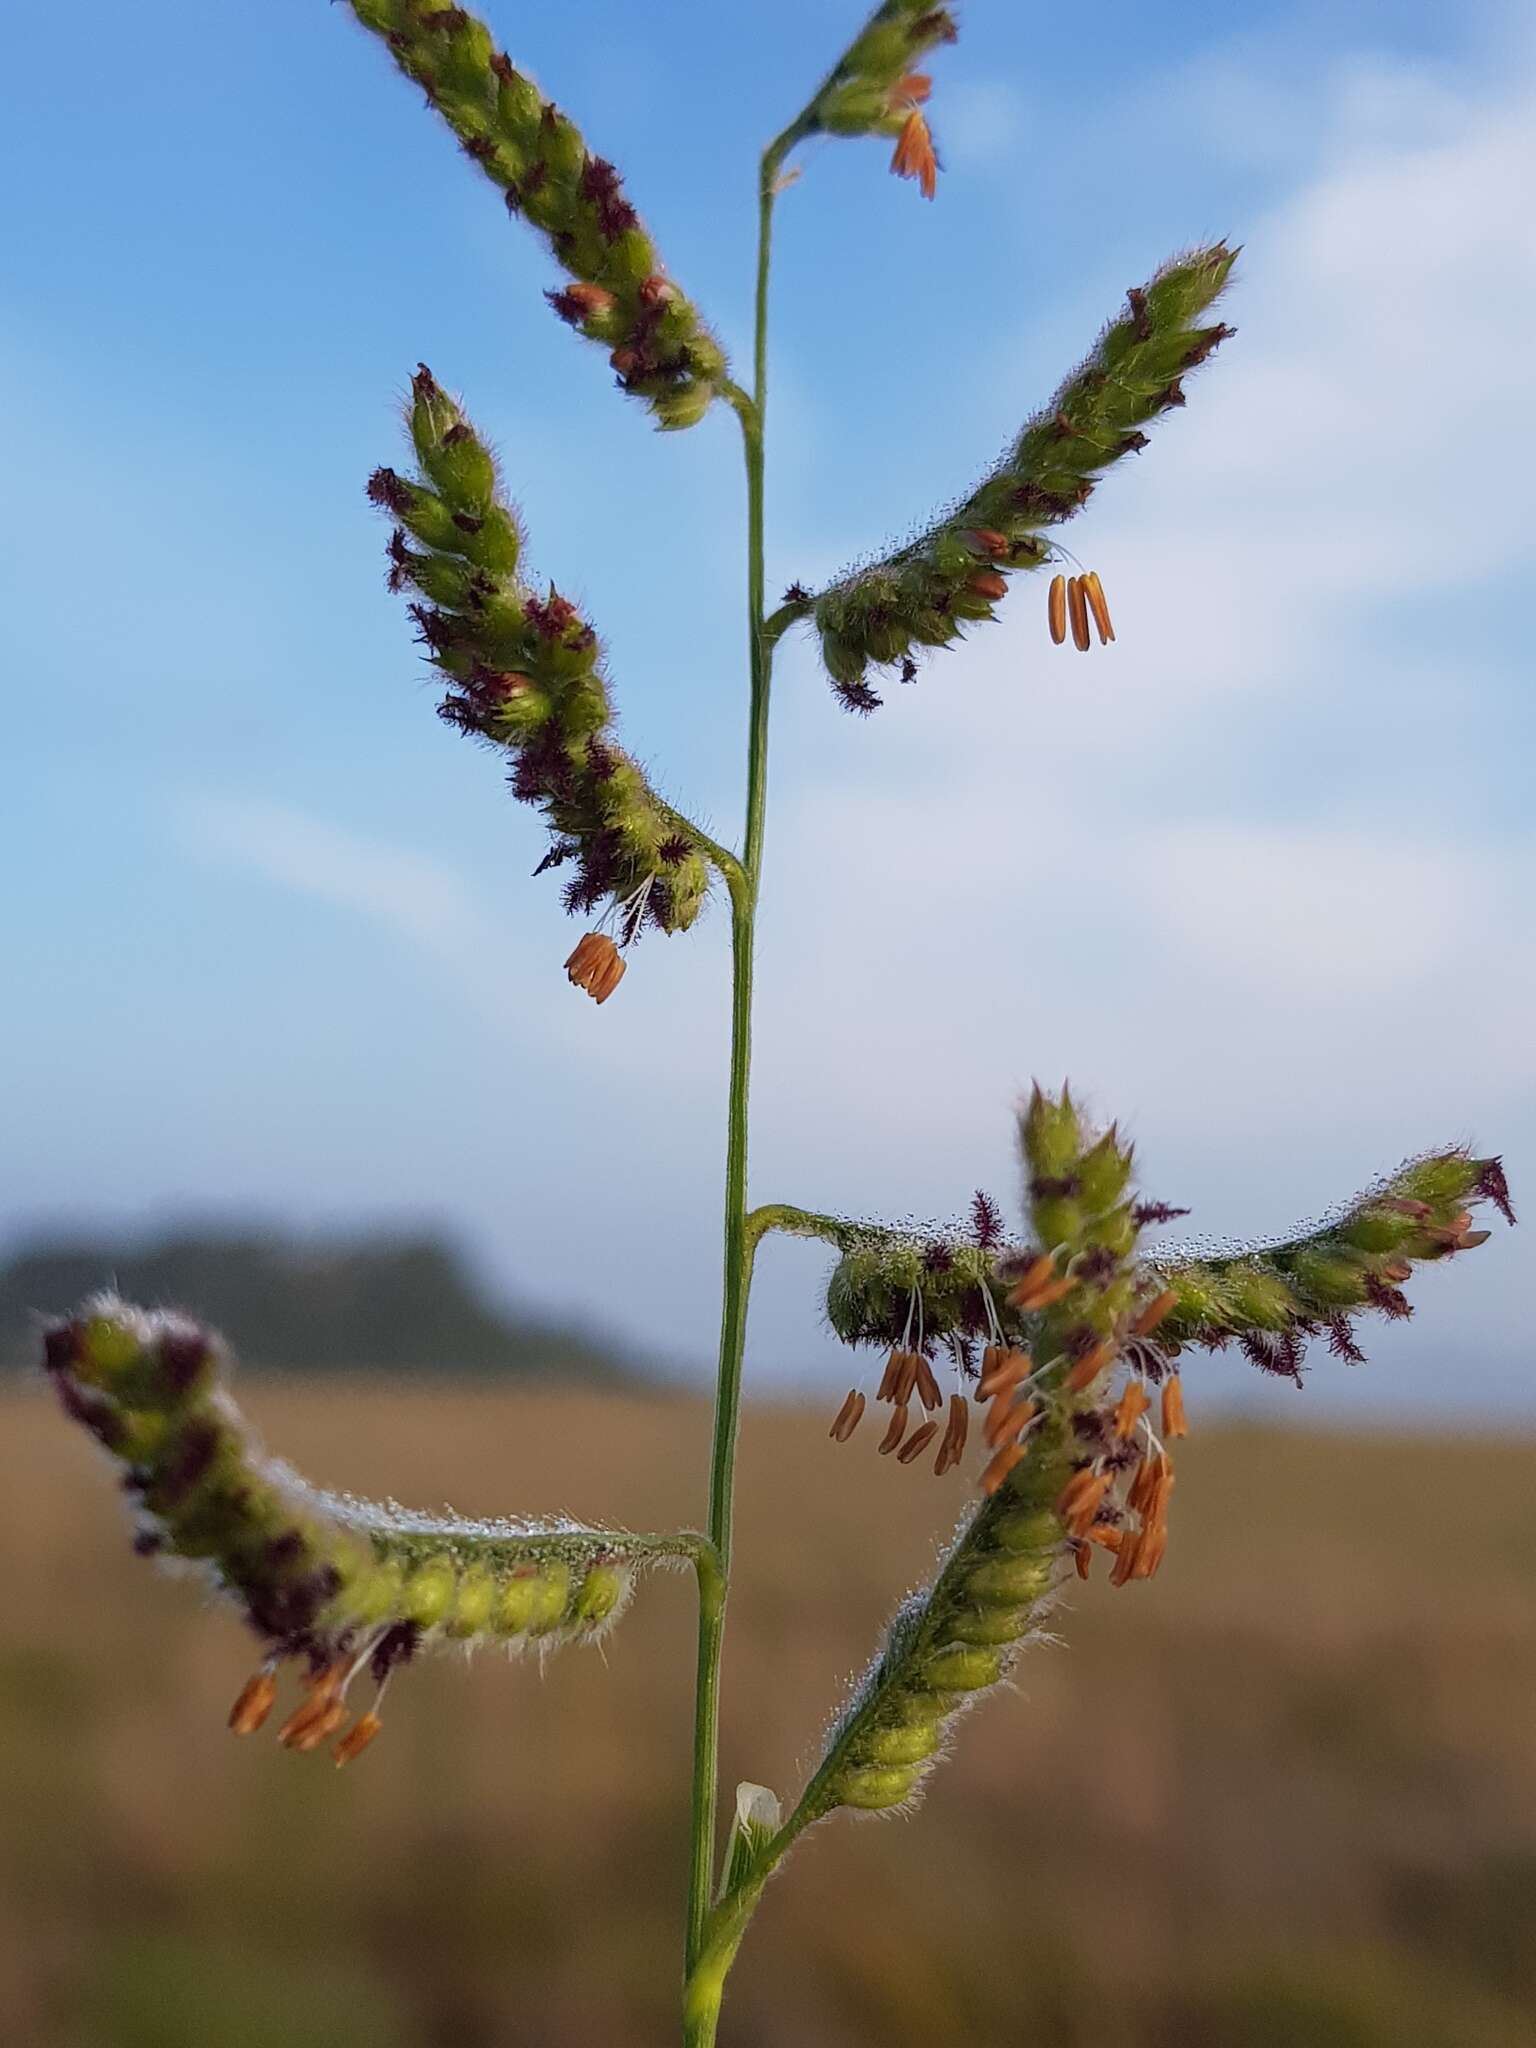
[42,1297,701,1758]
[820,1144,1508,1388]
[341,0,726,430]
[778,1093,1155,1831]
[698,1110,1507,1982]
[803,3,958,193]
[1147,1148,1512,1371]
[810,246,1237,705]
[370,369,713,942]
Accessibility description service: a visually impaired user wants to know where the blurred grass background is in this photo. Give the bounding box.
[4,1382,1534,2047]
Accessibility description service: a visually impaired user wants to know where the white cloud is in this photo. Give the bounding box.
[1140,825,1467,996]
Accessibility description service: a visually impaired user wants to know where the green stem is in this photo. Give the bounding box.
[682,137,787,2021]
[682,112,827,2044]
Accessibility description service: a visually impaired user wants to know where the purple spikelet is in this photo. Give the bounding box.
[970,1191,1004,1249]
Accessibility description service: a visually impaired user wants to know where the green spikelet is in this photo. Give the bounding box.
[803,3,958,145]
[813,1143,1509,1383]
[701,1094,1154,1951]
[43,1296,704,1753]
[1150,1150,1513,1370]
[368,367,713,938]
[809,245,1237,709]
[340,1,727,430]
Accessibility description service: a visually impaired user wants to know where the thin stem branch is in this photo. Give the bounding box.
[746,1202,873,1253]
[655,801,746,899]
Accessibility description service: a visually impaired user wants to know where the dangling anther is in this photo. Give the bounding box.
[280,1694,347,1755]
[934,1392,969,1474]
[979,1439,1027,1496]
[1112,1381,1151,1439]
[1048,574,1068,646]
[1109,1527,1142,1587]
[829,1388,866,1443]
[228,1667,278,1737]
[1127,1450,1170,1518]
[975,1344,1002,1402]
[1131,1287,1178,1337]
[1067,576,1091,652]
[1063,1339,1117,1394]
[1132,1523,1169,1580]
[912,1353,943,1413]
[984,1391,1035,1450]
[1056,1466,1112,1536]
[564,932,626,1004]
[1082,571,1115,644]
[277,1658,349,1752]
[894,1350,921,1405]
[1160,1375,1188,1440]
[1026,1274,1077,1311]
[1005,1251,1056,1307]
[897,1419,940,1466]
[978,1347,1030,1401]
[878,1403,910,1456]
[333,1710,384,1768]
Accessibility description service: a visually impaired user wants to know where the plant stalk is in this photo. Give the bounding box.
[682,138,788,2032]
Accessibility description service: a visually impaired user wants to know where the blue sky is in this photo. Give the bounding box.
[3,0,1531,1418]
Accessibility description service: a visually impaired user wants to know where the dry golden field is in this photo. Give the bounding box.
[3,1382,1534,2047]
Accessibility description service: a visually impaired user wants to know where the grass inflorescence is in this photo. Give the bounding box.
[36,3,1513,2041]
[43,1295,702,1766]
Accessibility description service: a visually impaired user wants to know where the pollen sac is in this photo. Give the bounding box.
[370,371,712,943]
[344,1,727,431]
[808,245,1236,706]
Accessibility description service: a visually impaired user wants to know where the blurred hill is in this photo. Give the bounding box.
[0,1229,633,1380]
